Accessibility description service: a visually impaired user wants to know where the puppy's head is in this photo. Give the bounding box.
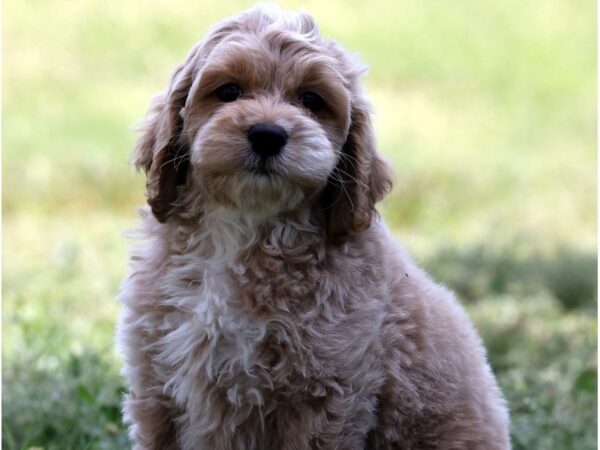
[135,5,392,241]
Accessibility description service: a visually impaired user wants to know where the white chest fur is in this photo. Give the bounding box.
[154,212,274,415]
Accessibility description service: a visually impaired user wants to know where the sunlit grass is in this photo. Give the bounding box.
[3,0,596,448]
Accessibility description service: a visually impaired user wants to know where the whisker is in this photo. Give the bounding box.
[332,166,361,186]
[323,169,355,213]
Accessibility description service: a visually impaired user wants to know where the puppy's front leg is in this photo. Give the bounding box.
[123,387,179,450]
[119,307,180,449]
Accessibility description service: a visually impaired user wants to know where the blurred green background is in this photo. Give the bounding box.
[3,0,597,448]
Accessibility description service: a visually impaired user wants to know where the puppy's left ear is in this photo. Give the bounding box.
[320,94,393,243]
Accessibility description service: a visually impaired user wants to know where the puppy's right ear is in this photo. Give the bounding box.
[133,47,201,222]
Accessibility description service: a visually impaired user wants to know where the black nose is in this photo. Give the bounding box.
[247,123,288,158]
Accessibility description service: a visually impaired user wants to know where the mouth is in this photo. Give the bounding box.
[251,165,278,177]
[247,155,282,178]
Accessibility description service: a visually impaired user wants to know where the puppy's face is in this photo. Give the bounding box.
[135,7,392,241]
[185,32,350,213]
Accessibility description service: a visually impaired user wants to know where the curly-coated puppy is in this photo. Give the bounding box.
[118,5,510,449]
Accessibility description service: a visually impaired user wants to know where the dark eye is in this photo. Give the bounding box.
[299,91,325,112]
[216,83,243,102]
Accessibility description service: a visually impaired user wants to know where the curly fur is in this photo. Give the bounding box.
[117,5,510,449]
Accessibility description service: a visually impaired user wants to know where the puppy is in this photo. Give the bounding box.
[118,5,510,449]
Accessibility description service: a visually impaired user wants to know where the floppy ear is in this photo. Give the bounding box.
[320,95,393,243]
[133,48,200,222]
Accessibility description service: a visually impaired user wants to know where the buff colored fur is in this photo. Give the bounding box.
[118,5,510,449]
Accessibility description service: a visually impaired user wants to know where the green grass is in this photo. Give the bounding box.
[3,0,596,448]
